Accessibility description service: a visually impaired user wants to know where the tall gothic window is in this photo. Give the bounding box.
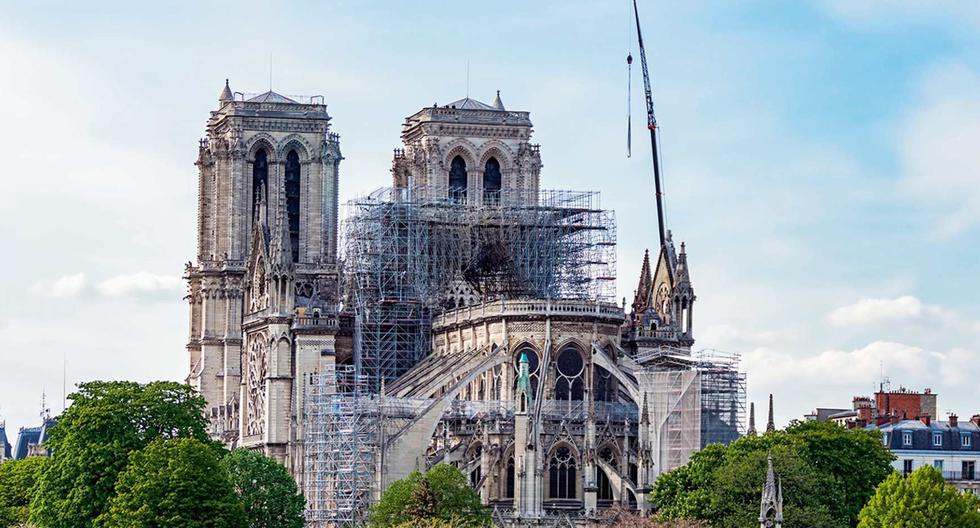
[514,347,540,398]
[554,347,585,401]
[483,157,501,204]
[449,155,467,202]
[285,150,301,262]
[548,446,577,499]
[253,148,268,211]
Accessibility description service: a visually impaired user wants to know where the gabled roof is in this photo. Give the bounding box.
[445,97,499,111]
[246,91,298,104]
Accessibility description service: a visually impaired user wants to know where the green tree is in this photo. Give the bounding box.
[786,420,895,525]
[99,437,245,528]
[220,448,306,528]
[30,380,210,528]
[0,456,47,527]
[651,422,894,528]
[370,464,489,528]
[857,465,980,528]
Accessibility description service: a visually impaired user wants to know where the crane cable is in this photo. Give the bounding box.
[626,2,633,158]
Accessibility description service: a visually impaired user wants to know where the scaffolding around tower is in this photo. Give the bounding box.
[695,349,746,447]
[343,186,617,392]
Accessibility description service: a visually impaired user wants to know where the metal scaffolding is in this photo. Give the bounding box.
[640,348,746,476]
[343,186,617,392]
[695,349,746,448]
[304,367,378,528]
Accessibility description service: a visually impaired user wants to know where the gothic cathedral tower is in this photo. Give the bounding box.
[185,81,342,470]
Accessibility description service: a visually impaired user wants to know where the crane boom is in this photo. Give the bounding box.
[632,0,667,249]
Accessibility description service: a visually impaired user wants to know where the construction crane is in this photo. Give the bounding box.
[629,0,668,249]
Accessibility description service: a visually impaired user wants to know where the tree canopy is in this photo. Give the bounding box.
[0,456,47,527]
[220,448,306,528]
[651,421,894,528]
[857,465,980,528]
[99,437,245,528]
[371,464,489,528]
[30,380,210,528]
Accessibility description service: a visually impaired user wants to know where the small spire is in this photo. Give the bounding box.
[747,402,757,435]
[219,78,234,102]
[766,394,776,433]
[491,90,505,110]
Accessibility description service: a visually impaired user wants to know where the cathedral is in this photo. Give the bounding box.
[185,81,745,526]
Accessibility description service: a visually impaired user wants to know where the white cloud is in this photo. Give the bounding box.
[746,340,978,389]
[95,272,183,299]
[827,295,961,328]
[31,272,87,298]
[828,295,925,326]
[30,272,182,300]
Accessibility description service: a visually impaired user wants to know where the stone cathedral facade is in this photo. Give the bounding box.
[185,81,343,474]
[186,81,743,524]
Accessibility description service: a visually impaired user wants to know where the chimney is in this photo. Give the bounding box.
[971,415,980,427]
[949,414,958,428]
[920,414,931,426]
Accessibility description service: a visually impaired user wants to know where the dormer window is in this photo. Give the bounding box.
[963,434,972,448]
[903,431,912,446]
[933,432,943,447]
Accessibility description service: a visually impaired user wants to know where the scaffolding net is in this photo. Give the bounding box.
[343,186,616,392]
[643,369,701,477]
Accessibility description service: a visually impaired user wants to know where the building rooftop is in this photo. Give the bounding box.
[873,419,980,432]
[445,96,500,111]
[245,90,298,104]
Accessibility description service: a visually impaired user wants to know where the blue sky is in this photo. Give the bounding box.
[2,0,979,436]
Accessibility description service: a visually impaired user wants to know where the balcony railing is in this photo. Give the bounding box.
[943,470,978,481]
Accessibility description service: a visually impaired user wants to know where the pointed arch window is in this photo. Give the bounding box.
[449,155,467,202]
[285,150,301,262]
[483,157,501,205]
[554,347,585,401]
[548,446,577,499]
[597,446,617,504]
[253,148,268,211]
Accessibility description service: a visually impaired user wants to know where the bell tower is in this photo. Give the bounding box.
[390,92,542,204]
[185,80,342,457]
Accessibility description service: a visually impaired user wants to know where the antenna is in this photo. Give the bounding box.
[466,60,470,98]
[269,52,273,91]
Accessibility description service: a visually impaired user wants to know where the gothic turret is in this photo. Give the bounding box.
[747,402,757,436]
[219,79,233,103]
[759,453,783,528]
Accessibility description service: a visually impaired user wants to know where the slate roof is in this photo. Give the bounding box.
[869,419,980,452]
[445,97,500,111]
[13,418,56,459]
[246,91,298,104]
